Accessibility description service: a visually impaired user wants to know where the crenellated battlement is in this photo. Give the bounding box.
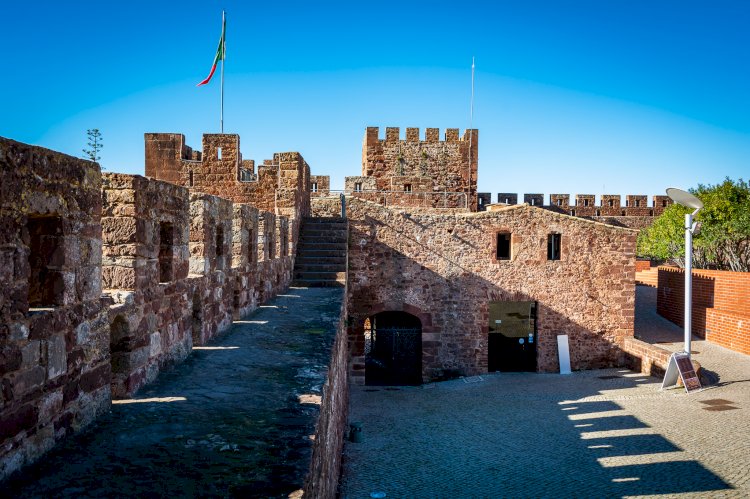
[361,126,478,210]
[365,126,478,145]
[478,192,674,221]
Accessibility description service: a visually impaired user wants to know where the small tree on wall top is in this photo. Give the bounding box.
[83,129,103,164]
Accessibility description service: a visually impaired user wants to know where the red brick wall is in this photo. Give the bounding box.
[657,267,750,354]
[635,260,652,272]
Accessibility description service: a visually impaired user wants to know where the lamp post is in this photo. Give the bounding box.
[666,188,704,359]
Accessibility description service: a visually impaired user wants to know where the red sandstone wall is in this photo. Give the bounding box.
[657,267,750,354]
[361,127,478,211]
[345,198,637,381]
[0,138,110,480]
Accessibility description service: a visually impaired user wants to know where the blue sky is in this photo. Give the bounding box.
[1,0,748,201]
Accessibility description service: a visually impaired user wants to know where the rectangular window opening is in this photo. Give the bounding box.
[27,216,65,308]
[608,199,614,207]
[354,182,362,192]
[635,200,641,207]
[547,233,561,261]
[217,147,223,160]
[189,170,194,187]
[216,225,225,262]
[583,199,589,207]
[496,233,511,261]
[158,222,174,283]
[404,184,412,192]
[311,182,318,192]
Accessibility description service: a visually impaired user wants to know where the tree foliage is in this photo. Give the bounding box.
[83,128,103,163]
[637,178,750,271]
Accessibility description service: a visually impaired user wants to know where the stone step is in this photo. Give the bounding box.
[295,264,346,273]
[297,241,347,250]
[299,230,348,239]
[302,217,346,224]
[295,256,346,264]
[294,271,346,281]
[290,278,345,288]
[296,249,346,258]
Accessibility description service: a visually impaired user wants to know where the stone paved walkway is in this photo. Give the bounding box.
[2,287,343,498]
[340,287,750,498]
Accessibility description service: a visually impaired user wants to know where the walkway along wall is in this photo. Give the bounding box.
[1,137,307,480]
[657,267,750,355]
[344,197,637,383]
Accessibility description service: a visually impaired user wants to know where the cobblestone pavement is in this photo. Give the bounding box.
[2,287,343,498]
[340,288,750,498]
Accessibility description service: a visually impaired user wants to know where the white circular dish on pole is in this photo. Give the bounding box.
[666,187,704,210]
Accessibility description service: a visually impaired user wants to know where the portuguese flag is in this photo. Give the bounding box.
[197,13,226,87]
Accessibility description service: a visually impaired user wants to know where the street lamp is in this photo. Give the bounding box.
[666,187,704,359]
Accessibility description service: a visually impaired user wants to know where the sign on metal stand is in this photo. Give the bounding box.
[661,352,702,393]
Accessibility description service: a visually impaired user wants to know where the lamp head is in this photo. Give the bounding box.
[666,188,704,210]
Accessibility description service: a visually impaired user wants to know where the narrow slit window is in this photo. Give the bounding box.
[635,200,641,207]
[496,233,511,261]
[216,226,224,259]
[27,216,64,308]
[311,182,318,192]
[404,184,412,192]
[547,233,561,261]
[608,199,614,207]
[570,209,576,216]
[584,199,589,207]
[354,182,362,192]
[158,222,174,283]
[217,147,223,160]
[189,170,194,187]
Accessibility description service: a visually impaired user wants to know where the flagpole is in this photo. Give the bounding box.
[220,10,225,133]
[469,57,475,209]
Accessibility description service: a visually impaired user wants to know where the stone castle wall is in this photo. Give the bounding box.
[0,138,111,480]
[351,127,478,211]
[1,137,305,480]
[345,198,637,383]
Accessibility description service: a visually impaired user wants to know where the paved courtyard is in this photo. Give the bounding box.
[340,287,750,498]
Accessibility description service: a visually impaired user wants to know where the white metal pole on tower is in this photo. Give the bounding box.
[684,211,694,358]
[469,57,475,207]
[220,10,225,133]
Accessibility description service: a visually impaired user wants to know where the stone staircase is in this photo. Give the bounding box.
[292,217,347,287]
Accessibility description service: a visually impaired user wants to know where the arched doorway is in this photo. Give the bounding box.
[365,311,422,386]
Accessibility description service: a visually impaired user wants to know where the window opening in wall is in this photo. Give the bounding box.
[662,200,668,207]
[216,225,224,260]
[158,222,174,283]
[625,200,629,207]
[530,198,536,206]
[570,209,576,216]
[547,233,561,261]
[496,232,511,260]
[311,182,318,192]
[622,210,626,216]
[354,182,362,192]
[608,199,614,207]
[635,200,641,207]
[404,184,412,192]
[504,198,510,204]
[217,147,223,160]
[583,199,589,207]
[27,215,64,308]
[596,209,601,216]
[189,170,194,187]
[649,209,654,216]
[557,199,562,206]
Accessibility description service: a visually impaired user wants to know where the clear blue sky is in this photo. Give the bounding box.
[2,0,748,201]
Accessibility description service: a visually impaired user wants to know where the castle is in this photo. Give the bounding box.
[0,127,663,486]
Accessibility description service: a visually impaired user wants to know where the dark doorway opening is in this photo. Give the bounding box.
[365,311,422,386]
[488,301,537,372]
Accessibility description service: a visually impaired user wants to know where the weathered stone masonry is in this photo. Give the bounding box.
[344,198,637,383]
[1,139,110,480]
[1,135,311,481]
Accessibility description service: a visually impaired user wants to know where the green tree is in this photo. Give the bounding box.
[83,128,103,163]
[637,178,750,271]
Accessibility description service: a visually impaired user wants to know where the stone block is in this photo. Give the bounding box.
[46,334,67,380]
